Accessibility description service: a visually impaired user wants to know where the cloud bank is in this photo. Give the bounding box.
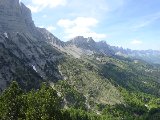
[57,17,107,40]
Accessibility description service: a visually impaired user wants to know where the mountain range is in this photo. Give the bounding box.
[0,0,160,119]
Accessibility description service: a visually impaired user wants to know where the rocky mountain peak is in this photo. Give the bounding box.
[68,36,96,45]
[69,36,85,43]
[98,40,107,44]
[37,27,65,47]
[0,0,35,33]
[87,37,95,43]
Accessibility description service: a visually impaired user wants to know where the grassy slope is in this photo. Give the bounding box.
[52,54,160,114]
[56,56,124,110]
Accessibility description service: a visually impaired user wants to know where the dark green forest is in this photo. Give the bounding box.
[0,81,160,120]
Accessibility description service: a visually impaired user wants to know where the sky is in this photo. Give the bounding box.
[20,0,160,50]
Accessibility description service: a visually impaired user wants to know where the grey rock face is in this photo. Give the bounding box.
[0,31,63,91]
[37,28,65,47]
[65,36,114,57]
[0,0,35,33]
[67,36,96,47]
[0,0,64,91]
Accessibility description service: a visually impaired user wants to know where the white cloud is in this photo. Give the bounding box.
[27,0,67,13]
[46,26,56,32]
[66,0,124,18]
[24,0,125,16]
[38,25,56,32]
[27,5,40,13]
[131,40,143,45]
[57,17,107,40]
[58,17,98,28]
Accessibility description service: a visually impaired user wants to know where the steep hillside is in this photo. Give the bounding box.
[88,54,160,96]
[54,53,160,105]
[0,0,63,91]
[49,54,160,119]
[57,56,124,108]
[0,0,160,119]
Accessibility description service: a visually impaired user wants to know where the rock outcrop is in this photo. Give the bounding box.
[0,0,63,91]
[63,36,114,57]
[0,0,35,33]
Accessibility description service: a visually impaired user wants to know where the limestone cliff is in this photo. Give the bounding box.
[0,0,35,33]
[0,0,63,91]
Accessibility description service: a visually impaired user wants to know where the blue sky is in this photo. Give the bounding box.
[21,0,160,50]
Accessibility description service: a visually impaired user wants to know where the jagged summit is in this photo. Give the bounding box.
[65,36,114,57]
[37,27,65,47]
[68,36,95,45]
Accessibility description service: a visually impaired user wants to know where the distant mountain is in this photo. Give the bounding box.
[38,35,115,58]
[66,36,115,56]
[112,47,160,64]
[66,36,160,64]
[59,35,160,64]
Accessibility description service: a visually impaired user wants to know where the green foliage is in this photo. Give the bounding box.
[0,81,23,120]
[0,81,62,120]
[0,81,160,120]
[56,55,160,119]
[146,108,160,120]
[1,54,160,120]
[62,108,111,120]
[24,83,62,120]
[58,57,124,108]
[101,87,160,120]
[90,54,160,97]
[0,81,111,120]
[55,80,86,110]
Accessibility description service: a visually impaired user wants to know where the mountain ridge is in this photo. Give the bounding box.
[39,28,160,64]
[0,0,160,119]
